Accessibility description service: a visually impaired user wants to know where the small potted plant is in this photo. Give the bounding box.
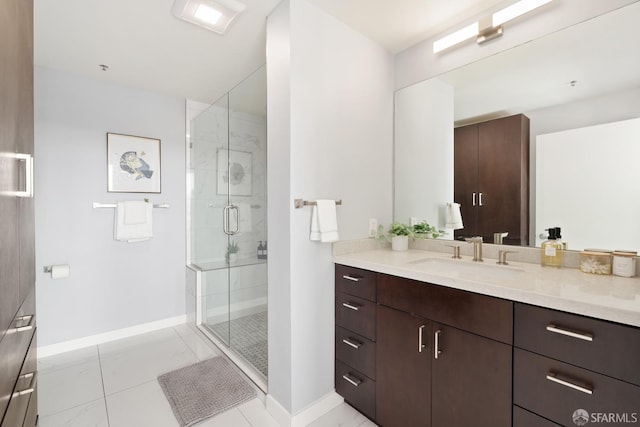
[412,221,445,239]
[388,222,412,251]
[225,241,239,264]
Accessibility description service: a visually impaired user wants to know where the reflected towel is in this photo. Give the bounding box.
[115,201,153,242]
[310,200,339,243]
[446,202,463,230]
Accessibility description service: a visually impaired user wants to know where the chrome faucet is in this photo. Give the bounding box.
[465,236,483,262]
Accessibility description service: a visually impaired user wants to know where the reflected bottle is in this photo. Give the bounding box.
[541,227,563,268]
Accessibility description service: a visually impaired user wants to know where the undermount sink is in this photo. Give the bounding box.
[407,257,524,280]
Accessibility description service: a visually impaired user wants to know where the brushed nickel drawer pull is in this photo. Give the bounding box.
[546,324,594,342]
[546,373,593,395]
[418,324,426,353]
[434,329,443,359]
[342,275,360,282]
[342,302,360,311]
[12,372,37,398]
[342,373,362,387]
[342,338,362,349]
[13,315,34,333]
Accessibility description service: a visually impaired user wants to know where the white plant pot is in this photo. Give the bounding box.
[391,235,409,251]
[227,253,237,264]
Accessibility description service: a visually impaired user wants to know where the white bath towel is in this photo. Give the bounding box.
[115,201,153,242]
[310,200,339,243]
[446,202,464,230]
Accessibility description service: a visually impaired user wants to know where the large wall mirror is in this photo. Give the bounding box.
[394,1,640,252]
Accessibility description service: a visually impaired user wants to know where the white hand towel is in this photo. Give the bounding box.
[115,201,153,242]
[236,203,252,233]
[316,200,339,243]
[310,206,321,241]
[446,202,463,230]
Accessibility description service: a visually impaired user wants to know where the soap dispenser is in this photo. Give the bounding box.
[541,227,563,268]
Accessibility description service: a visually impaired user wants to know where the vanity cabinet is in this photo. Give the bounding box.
[334,265,377,420]
[454,114,529,245]
[0,0,37,425]
[375,273,513,427]
[513,303,640,426]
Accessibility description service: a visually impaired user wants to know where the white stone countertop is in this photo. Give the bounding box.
[333,248,640,328]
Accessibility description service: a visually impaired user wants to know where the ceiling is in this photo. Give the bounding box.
[34,0,503,104]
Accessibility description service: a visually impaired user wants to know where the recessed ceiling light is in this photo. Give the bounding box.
[171,0,246,35]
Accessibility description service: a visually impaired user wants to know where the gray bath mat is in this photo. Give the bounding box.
[158,357,256,427]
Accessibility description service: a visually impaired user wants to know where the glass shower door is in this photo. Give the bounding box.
[190,65,267,384]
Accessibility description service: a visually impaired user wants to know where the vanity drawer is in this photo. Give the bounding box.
[514,303,640,385]
[335,326,375,380]
[335,265,376,302]
[335,360,375,420]
[377,274,513,344]
[513,405,561,427]
[336,293,376,341]
[2,332,37,427]
[514,348,640,426]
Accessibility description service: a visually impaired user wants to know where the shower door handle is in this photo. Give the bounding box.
[223,205,240,235]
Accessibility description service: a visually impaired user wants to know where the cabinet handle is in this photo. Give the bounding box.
[12,315,34,333]
[342,302,360,311]
[434,329,443,359]
[546,373,593,395]
[472,193,476,206]
[15,153,34,198]
[342,373,362,387]
[342,275,360,282]
[546,324,593,342]
[342,338,362,349]
[418,324,426,353]
[479,192,483,206]
[12,372,37,398]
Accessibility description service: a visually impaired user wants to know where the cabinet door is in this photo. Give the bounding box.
[477,114,529,244]
[431,323,512,427]
[376,305,431,427]
[453,124,479,239]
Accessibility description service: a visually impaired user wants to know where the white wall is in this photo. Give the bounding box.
[394,78,454,236]
[267,0,394,416]
[34,67,186,346]
[395,0,638,90]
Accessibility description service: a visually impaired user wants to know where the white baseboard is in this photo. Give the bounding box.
[266,391,344,427]
[37,314,187,358]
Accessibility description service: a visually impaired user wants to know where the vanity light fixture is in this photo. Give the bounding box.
[433,0,553,53]
[171,0,246,34]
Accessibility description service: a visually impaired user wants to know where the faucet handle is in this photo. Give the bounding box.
[497,250,517,265]
[446,245,461,259]
[464,236,483,243]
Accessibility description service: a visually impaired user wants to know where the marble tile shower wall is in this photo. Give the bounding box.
[189,105,267,267]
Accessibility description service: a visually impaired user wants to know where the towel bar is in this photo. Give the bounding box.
[93,202,170,209]
[294,199,342,209]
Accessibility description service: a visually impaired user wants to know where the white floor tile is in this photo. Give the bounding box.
[98,328,179,357]
[358,419,379,427]
[237,399,281,427]
[307,402,368,427]
[173,324,221,361]
[99,329,199,395]
[38,346,99,374]
[38,358,105,416]
[197,408,252,427]
[106,380,179,427]
[38,399,109,427]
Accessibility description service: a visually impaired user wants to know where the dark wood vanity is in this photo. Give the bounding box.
[335,264,640,427]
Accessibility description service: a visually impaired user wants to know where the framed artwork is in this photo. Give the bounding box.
[217,148,252,196]
[107,133,161,193]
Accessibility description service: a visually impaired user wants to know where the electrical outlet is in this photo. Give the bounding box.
[368,218,378,238]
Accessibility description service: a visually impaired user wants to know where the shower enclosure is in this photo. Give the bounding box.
[187,66,267,389]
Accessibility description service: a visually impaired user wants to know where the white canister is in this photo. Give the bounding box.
[612,251,637,277]
[391,235,409,251]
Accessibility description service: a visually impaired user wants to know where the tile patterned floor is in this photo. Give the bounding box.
[37,324,376,427]
[208,311,268,378]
